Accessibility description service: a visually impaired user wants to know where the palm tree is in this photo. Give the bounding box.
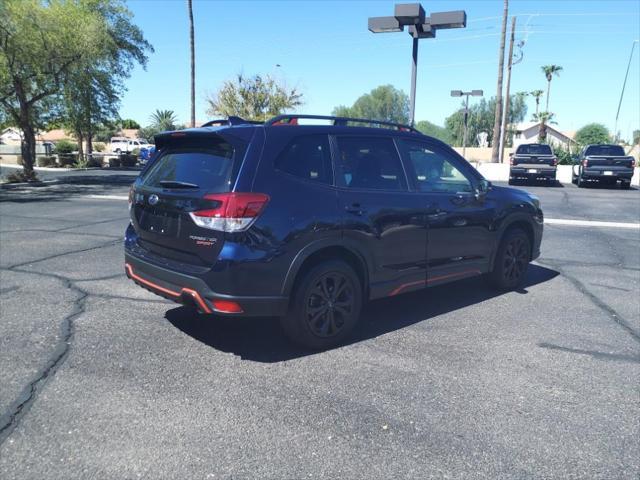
[187,0,195,128]
[529,89,544,116]
[532,111,556,142]
[541,65,563,111]
[150,109,178,132]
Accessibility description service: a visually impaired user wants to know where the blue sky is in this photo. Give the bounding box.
[121,0,640,141]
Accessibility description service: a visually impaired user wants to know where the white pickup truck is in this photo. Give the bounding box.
[110,137,153,154]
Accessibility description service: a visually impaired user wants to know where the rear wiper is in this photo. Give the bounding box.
[158,180,199,189]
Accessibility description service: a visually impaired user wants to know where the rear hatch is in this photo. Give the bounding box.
[512,144,556,167]
[130,130,248,267]
[583,146,634,168]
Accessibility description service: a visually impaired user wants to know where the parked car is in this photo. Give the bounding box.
[110,137,153,153]
[124,114,544,349]
[509,143,557,184]
[572,144,635,188]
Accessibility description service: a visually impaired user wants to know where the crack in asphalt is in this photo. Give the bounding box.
[0,228,122,240]
[0,268,88,445]
[5,239,120,270]
[536,258,640,343]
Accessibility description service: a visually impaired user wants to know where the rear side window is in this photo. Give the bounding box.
[141,142,235,192]
[516,144,552,155]
[335,136,407,191]
[275,135,332,184]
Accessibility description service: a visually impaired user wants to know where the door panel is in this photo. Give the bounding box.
[397,139,495,285]
[333,135,427,298]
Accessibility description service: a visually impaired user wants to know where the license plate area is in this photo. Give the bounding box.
[603,171,614,176]
[528,169,538,173]
[139,209,179,236]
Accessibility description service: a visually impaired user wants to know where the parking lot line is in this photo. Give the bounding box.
[545,218,640,230]
[86,194,129,200]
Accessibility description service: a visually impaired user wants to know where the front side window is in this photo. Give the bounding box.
[275,135,332,184]
[335,136,407,191]
[400,140,473,193]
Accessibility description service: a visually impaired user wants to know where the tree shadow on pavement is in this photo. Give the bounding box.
[166,263,559,363]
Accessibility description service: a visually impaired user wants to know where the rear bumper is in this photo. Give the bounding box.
[582,168,633,180]
[125,253,289,317]
[510,167,556,179]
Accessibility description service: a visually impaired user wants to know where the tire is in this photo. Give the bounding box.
[489,228,531,290]
[576,173,586,188]
[280,260,363,350]
[621,181,631,190]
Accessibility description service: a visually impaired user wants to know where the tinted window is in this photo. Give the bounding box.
[275,135,332,184]
[516,144,552,155]
[584,145,625,156]
[141,142,235,192]
[400,140,473,193]
[335,137,407,191]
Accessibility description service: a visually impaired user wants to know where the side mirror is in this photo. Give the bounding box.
[475,179,491,202]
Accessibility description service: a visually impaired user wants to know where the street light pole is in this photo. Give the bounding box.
[451,89,483,157]
[369,5,466,127]
[409,37,419,125]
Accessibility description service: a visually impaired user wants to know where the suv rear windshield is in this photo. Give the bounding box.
[584,145,625,156]
[516,144,552,155]
[141,141,235,191]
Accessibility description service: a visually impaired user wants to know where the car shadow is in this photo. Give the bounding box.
[165,263,559,363]
[578,181,637,191]
[509,179,564,188]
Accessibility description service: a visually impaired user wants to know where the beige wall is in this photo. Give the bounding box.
[453,147,511,163]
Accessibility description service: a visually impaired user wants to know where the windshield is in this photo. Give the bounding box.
[516,144,552,155]
[584,145,625,156]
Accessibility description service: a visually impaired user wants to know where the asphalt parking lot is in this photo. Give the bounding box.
[0,172,638,479]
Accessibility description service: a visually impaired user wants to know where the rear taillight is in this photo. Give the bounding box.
[510,156,516,166]
[582,159,589,167]
[189,192,270,232]
[551,157,558,166]
[632,158,636,168]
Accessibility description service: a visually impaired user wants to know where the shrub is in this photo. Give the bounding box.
[4,170,39,183]
[53,139,77,155]
[131,148,141,157]
[58,153,77,166]
[121,153,138,167]
[93,142,106,152]
[555,145,576,165]
[36,156,56,167]
[108,157,121,168]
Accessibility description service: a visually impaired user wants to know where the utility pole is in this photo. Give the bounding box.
[188,0,196,128]
[491,0,509,163]
[614,39,638,142]
[499,16,516,164]
[451,89,483,157]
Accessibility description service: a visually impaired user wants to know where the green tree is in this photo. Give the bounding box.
[415,120,452,144]
[121,119,141,129]
[150,110,178,132]
[631,129,639,145]
[206,73,303,121]
[541,65,563,111]
[445,94,527,147]
[332,85,409,124]
[532,111,556,143]
[529,89,544,117]
[574,123,610,146]
[0,0,151,178]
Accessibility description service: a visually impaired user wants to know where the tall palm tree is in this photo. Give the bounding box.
[532,111,556,142]
[529,89,544,116]
[150,109,178,132]
[187,0,195,128]
[541,65,563,111]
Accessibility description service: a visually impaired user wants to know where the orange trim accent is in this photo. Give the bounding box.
[125,263,180,298]
[125,263,213,314]
[389,269,482,296]
[181,287,213,314]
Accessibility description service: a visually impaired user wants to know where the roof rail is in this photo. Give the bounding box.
[265,114,422,134]
[201,116,263,127]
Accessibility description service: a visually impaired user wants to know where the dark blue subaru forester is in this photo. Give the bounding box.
[125,115,543,349]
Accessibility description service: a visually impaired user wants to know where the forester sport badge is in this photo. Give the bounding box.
[148,194,159,206]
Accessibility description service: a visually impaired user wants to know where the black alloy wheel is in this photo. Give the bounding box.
[281,260,362,350]
[490,228,531,290]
